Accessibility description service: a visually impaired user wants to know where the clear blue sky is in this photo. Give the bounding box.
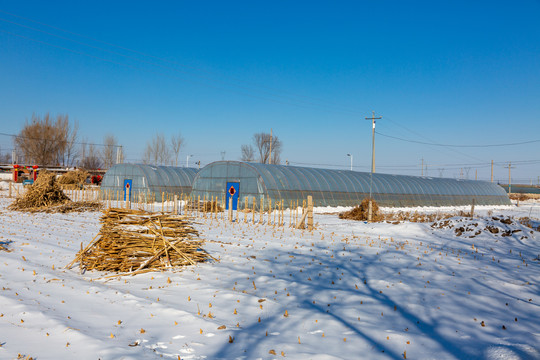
[1,1,539,183]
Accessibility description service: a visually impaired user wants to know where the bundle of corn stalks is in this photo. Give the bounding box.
[58,169,89,189]
[9,170,70,211]
[339,198,383,221]
[8,170,102,213]
[66,208,212,274]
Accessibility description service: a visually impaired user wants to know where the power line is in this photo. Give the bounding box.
[0,131,120,148]
[376,131,540,148]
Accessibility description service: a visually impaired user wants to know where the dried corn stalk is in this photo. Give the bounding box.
[67,208,211,274]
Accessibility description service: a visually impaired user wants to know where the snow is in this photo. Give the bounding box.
[0,190,539,360]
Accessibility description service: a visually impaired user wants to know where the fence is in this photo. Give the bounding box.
[6,183,315,230]
[99,189,315,230]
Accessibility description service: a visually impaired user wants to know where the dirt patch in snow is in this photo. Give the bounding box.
[431,216,535,239]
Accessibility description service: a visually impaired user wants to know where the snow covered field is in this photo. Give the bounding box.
[0,189,539,360]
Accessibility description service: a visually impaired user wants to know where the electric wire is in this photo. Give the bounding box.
[376,131,540,148]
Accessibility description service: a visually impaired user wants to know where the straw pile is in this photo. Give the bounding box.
[9,170,70,211]
[339,198,383,221]
[67,208,211,274]
[8,170,102,213]
[58,169,89,189]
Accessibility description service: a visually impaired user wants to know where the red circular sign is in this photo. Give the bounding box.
[126,183,130,189]
[229,186,236,196]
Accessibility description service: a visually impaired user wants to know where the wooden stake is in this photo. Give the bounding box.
[260,197,264,224]
[296,210,308,230]
[244,197,248,223]
[289,201,292,227]
[268,198,272,225]
[307,196,314,231]
[281,200,284,227]
[228,196,233,222]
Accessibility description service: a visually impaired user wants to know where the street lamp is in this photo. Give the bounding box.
[347,153,353,171]
[186,154,193,167]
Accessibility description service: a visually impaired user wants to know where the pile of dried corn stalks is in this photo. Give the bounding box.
[67,208,212,275]
[9,170,101,213]
[58,169,89,189]
[9,170,69,210]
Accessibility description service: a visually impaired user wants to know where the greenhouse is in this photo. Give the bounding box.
[190,161,511,209]
[100,163,198,202]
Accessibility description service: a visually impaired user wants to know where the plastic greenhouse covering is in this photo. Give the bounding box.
[100,164,198,202]
[190,161,511,208]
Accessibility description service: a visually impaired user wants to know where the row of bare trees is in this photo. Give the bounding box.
[142,133,184,166]
[241,132,282,164]
[14,113,120,169]
[13,114,283,169]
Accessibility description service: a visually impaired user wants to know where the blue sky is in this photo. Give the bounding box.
[1,1,539,183]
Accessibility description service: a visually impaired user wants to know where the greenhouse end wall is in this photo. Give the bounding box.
[100,163,198,202]
[190,161,511,209]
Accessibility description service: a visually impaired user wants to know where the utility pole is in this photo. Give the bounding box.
[504,162,515,195]
[365,111,382,223]
[475,169,477,181]
[365,111,382,173]
[491,160,494,182]
[421,158,424,176]
[269,128,273,165]
[116,146,123,164]
[347,153,353,171]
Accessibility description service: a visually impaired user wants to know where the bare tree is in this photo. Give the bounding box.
[15,113,77,165]
[170,133,184,166]
[100,134,118,169]
[0,146,10,163]
[79,143,102,169]
[240,144,254,162]
[62,120,79,166]
[253,132,282,164]
[143,133,170,165]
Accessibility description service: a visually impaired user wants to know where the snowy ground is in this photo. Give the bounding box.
[0,189,539,360]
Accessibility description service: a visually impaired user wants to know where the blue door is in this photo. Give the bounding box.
[124,179,132,201]
[225,182,239,210]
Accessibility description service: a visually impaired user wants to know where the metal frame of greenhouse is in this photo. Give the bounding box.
[100,163,198,202]
[190,161,511,209]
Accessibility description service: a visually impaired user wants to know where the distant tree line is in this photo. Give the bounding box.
[241,132,282,164]
[13,113,121,170]
[12,114,284,170]
[142,132,184,166]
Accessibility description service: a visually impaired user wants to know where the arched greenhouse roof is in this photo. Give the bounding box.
[190,161,510,208]
[101,163,198,202]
